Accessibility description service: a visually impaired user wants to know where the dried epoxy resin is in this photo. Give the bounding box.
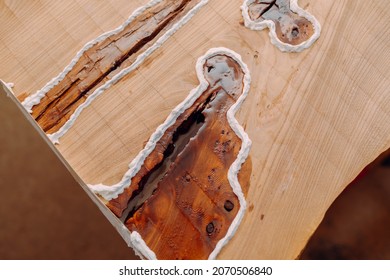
[89,48,252,259]
[30,0,204,135]
[242,0,321,52]
[21,0,209,144]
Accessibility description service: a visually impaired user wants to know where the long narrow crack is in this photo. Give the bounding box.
[121,93,215,222]
[31,0,199,133]
[248,0,277,20]
[106,86,219,218]
[259,0,276,19]
[83,51,252,259]
[110,54,252,259]
[38,4,185,127]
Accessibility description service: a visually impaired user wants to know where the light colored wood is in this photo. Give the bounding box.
[0,0,389,259]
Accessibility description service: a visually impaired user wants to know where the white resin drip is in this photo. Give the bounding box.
[20,0,208,144]
[46,0,209,144]
[89,47,252,260]
[241,0,321,52]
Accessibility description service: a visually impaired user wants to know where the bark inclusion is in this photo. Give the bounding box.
[107,55,251,259]
[26,0,201,134]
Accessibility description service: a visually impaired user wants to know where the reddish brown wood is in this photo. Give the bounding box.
[109,55,252,259]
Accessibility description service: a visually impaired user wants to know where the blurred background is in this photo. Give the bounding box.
[0,86,389,260]
[0,86,137,260]
[301,151,390,259]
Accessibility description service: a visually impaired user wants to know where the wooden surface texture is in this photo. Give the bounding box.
[0,0,389,259]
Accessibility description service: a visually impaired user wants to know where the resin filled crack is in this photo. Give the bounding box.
[26,0,201,134]
[106,86,222,218]
[102,54,252,259]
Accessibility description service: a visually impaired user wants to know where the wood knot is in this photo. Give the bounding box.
[224,200,234,212]
[206,222,215,235]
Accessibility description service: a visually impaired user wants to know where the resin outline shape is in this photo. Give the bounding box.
[21,0,209,144]
[89,47,252,260]
[22,0,165,113]
[241,0,321,52]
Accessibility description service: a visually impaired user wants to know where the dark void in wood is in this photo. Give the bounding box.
[108,55,252,259]
[22,0,201,134]
[248,0,315,45]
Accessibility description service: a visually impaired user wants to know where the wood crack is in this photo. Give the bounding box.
[251,0,277,20]
[29,0,201,134]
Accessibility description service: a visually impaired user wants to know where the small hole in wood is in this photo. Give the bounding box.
[206,222,215,235]
[292,27,299,37]
[224,200,234,212]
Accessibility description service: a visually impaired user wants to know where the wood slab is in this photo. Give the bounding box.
[0,0,389,259]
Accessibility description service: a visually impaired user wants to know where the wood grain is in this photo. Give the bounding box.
[1,0,389,259]
[26,0,201,134]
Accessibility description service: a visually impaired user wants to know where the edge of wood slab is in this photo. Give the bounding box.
[0,81,133,255]
[2,0,389,260]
